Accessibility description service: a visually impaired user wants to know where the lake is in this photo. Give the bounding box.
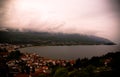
[20,45,120,60]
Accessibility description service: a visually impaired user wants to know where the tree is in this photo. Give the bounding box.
[0,48,8,52]
[54,68,68,77]
[81,58,89,67]
[89,56,101,67]
[38,73,46,77]
[74,58,81,69]
[84,65,96,77]
[7,50,21,60]
[68,69,79,77]
[31,66,35,73]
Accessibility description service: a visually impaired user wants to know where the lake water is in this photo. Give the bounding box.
[20,45,120,60]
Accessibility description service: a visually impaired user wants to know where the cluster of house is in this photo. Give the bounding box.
[8,53,75,77]
[0,43,19,52]
[0,43,32,52]
[0,43,112,77]
[0,43,75,77]
[9,52,75,75]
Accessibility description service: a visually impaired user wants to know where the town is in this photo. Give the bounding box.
[0,43,120,77]
[0,43,75,77]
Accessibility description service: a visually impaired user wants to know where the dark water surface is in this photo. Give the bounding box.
[20,45,120,60]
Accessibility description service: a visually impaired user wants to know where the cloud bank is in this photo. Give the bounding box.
[0,0,119,42]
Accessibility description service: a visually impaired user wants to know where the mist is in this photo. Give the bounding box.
[0,0,119,43]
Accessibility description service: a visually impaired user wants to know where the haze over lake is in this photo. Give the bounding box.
[20,45,120,60]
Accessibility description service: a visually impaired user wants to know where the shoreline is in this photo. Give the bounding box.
[19,45,119,60]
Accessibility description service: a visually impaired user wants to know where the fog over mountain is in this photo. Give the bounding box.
[0,29,115,46]
[0,0,120,43]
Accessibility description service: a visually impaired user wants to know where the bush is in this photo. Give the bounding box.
[54,68,68,77]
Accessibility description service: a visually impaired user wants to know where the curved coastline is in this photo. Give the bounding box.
[19,45,120,60]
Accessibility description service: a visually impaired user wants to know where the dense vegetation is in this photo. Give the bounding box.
[0,48,120,77]
[41,51,120,77]
[0,31,115,45]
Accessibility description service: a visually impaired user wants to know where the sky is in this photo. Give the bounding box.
[0,0,120,43]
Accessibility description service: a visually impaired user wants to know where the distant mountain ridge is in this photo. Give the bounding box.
[0,28,115,45]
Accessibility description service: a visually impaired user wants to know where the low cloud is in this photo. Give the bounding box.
[0,0,119,42]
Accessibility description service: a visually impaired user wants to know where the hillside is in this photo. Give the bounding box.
[0,30,115,45]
